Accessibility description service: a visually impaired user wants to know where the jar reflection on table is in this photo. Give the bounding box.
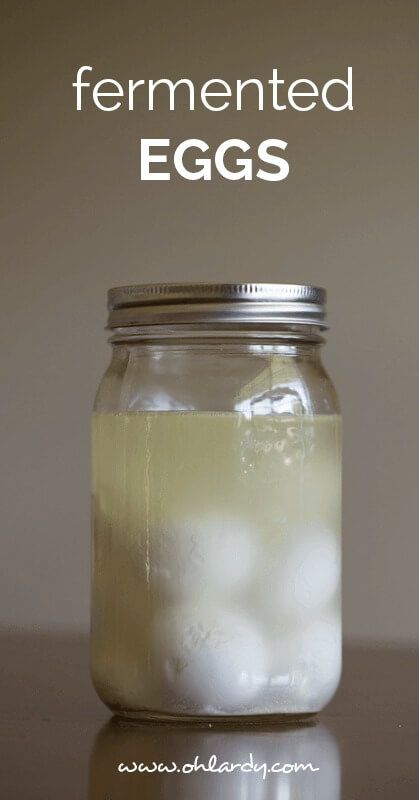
[89,719,341,800]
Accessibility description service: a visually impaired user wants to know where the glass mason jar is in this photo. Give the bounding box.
[91,283,342,722]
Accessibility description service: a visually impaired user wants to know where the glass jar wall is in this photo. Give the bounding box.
[91,284,342,721]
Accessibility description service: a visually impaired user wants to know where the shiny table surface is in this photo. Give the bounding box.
[1,633,418,798]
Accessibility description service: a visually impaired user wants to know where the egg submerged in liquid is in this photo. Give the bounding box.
[152,603,269,713]
[149,512,257,601]
[260,522,340,620]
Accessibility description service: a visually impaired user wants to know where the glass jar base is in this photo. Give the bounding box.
[109,705,318,727]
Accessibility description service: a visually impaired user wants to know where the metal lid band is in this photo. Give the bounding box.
[107,283,327,331]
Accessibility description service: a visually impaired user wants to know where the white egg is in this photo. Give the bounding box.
[152,603,269,713]
[149,513,257,601]
[260,523,340,619]
[262,613,342,713]
[295,615,342,708]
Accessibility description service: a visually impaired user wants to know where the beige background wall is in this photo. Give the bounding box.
[1,0,418,643]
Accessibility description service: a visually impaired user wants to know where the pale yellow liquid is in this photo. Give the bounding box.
[91,412,341,717]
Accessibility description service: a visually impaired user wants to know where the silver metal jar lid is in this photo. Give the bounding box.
[107,283,327,331]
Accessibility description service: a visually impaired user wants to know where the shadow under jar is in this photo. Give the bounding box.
[91,283,342,722]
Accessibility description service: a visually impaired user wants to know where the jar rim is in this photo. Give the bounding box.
[107,282,327,330]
